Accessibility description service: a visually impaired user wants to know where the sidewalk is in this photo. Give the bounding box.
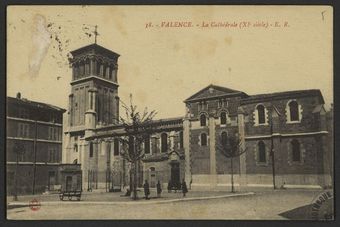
[7,190,255,206]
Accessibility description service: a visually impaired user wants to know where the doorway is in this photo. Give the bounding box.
[48,171,56,190]
[66,176,72,191]
[170,162,180,187]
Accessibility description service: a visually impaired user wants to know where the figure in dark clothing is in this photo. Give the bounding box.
[182,179,188,197]
[156,180,162,197]
[167,180,172,193]
[143,180,150,200]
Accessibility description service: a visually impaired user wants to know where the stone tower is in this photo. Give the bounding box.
[62,44,120,188]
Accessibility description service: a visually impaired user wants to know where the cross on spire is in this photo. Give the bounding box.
[94,25,99,44]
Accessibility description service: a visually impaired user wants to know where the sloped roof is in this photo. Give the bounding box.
[184,84,248,103]
[241,89,324,104]
[70,43,120,58]
[7,96,66,112]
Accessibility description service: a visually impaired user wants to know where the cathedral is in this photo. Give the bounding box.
[62,43,332,192]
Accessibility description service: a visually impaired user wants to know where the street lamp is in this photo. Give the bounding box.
[13,142,25,201]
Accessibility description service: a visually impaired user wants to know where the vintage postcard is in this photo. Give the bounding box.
[6,5,333,220]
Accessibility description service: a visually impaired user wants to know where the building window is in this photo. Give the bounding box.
[113,138,119,156]
[289,101,299,121]
[85,59,90,75]
[48,147,57,163]
[220,112,227,125]
[258,141,266,163]
[200,133,207,146]
[179,131,184,148]
[200,114,207,127]
[257,105,266,124]
[74,144,78,152]
[221,131,228,146]
[17,123,29,138]
[48,127,58,141]
[108,67,112,79]
[291,139,301,162]
[96,61,101,75]
[161,133,168,153]
[144,136,150,154]
[89,142,94,158]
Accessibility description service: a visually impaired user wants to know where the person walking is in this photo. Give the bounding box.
[143,180,150,200]
[181,179,188,197]
[156,180,162,198]
[167,180,172,193]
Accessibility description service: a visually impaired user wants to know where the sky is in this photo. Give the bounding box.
[7,6,333,119]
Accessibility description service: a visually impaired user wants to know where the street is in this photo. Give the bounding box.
[7,190,325,220]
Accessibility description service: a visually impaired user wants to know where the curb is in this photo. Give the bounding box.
[7,192,255,206]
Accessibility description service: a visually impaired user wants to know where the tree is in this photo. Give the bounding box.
[115,94,157,200]
[216,132,247,193]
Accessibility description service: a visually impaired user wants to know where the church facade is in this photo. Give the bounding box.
[62,43,332,191]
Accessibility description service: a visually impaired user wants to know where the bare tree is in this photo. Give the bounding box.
[216,132,247,193]
[116,94,157,200]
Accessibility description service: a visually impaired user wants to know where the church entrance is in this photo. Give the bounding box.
[170,162,180,188]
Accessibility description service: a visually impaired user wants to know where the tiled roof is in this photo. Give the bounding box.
[70,43,120,58]
[241,89,324,104]
[7,96,66,112]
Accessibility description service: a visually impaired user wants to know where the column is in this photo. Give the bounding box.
[183,118,192,188]
[208,116,217,188]
[237,107,247,190]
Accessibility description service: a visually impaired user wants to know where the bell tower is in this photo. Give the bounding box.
[67,44,120,131]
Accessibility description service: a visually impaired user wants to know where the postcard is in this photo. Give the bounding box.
[6,5,333,220]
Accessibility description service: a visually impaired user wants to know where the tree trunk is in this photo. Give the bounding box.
[231,157,235,193]
[133,160,138,200]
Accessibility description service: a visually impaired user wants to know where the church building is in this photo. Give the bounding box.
[62,43,332,191]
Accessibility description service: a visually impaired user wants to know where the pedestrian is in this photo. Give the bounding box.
[181,179,188,197]
[167,180,172,193]
[156,180,162,198]
[143,180,150,200]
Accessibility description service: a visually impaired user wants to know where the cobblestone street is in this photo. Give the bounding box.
[7,189,325,220]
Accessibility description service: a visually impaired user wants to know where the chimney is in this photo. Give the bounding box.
[16,92,21,99]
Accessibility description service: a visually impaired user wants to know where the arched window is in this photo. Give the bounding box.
[201,133,207,146]
[96,61,101,75]
[221,131,228,146]
[144,136,150,154]
[291,139,301,162]
[108,67,112,79]
[220,112,227,125]
[257,105,266,124]
[150,167,155,172]
[103,64,107,78]
[74,144,78,153]
[200,114,207,127]
[161,133,168,153]
[114,138,119,156]
[258,141,266,163]
[85,59,90,75]
[89,142,93,158]
[289,101,299,121]
[179,131,184,148]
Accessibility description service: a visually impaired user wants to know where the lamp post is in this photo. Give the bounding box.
[13,142,25,201]
[270,105,279,190]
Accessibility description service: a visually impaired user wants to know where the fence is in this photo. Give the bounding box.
[85,170,176,191]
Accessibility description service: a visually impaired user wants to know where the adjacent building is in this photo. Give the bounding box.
[63,43,333,191]
[6,93,66,195]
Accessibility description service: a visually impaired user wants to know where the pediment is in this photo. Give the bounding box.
[184,84,245,102]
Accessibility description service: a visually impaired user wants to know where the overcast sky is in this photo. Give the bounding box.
[7,6,333,119]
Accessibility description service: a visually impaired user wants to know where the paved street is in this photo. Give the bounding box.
[6,189,325,220]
